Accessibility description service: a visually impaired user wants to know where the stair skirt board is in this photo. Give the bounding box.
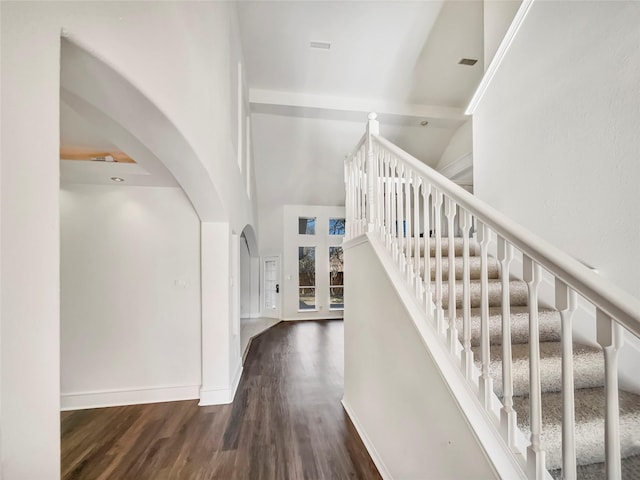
[420,236,640,476]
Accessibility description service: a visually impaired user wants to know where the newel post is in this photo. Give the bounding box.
[365,112,379,232]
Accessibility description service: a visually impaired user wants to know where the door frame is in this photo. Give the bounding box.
[260,255,282,319]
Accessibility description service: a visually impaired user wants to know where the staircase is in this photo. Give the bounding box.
[344,113,640,479]
[427,237,640,478]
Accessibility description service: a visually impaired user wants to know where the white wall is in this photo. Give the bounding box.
[252,113,457,257]
[473,1,640,392]
[437,119,472,171]
[282,205,345,320]
[60,184,201,409]
[343,238,498,479]
[483,0,522,70]
[1,2,257,476]
[240,235,252,317]
[474,1,640,300]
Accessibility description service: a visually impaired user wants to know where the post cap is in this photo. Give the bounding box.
[368,112,377,121]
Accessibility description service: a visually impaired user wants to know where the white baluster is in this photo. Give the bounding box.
[374,144,383,237]
[433,189,444,335]
[404,170,414,284]
[498,237,517,450]
[365,113,379,233]
[555,279,577,480]
[344,159,349,239]
[355,154,361,236]
[397,165,405,273]
[445,197,458,354]
[390,158,398,261]
[422,183,433,319]
[478,221,493,409]
[384,152,391,248]
[523,255,546,480]
[413,177,423,299]
[460,210,473,379]
[596,309,624,480]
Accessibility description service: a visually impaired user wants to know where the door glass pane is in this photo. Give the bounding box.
[330,287,344,309]
[329,218,345,235]
[329,247,343,286]
[298,247,315,286]
[298,217,316,235]
[264,260,277,310]
[299,247,316,310]
[299,287,316,310]
[330,246,344,309]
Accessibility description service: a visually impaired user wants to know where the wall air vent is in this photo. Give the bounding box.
[310,41,331,50]
[458,58,478,66]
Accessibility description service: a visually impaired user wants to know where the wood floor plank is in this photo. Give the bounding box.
[61,319,381,479]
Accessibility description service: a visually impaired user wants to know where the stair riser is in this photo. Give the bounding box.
[434,280,528,308]
[405,237,479,257]
[455,309,561,346]
[420,257,499,281]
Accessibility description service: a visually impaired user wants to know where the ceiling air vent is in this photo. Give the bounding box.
[458,58,478,66]
[310,41,331,50]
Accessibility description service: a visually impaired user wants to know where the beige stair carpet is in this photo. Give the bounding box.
[422,236,640,477]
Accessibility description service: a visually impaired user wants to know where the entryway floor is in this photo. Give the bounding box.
[61,320,381,480]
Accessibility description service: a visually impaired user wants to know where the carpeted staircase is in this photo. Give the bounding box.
[421,237,640,478]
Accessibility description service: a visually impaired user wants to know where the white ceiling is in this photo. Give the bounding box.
[60,99,178,188]
[238,0,483,107]
[239,0,484,215]
[59,1,484,212]
[237,1,444,101]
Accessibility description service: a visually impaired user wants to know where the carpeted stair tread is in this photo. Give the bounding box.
[550,453,640,480]
[422,239,638,474]
[455,306,561,347]
[472,342,604,397]
[512,387,640,471]
[435,279,528,308]
[420,256,499,281]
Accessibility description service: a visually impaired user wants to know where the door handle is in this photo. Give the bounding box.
[276,284,280,293]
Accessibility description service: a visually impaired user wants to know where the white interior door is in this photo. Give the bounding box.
[262,256,281,318]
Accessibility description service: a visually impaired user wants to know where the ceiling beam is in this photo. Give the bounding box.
[249,88,466,127]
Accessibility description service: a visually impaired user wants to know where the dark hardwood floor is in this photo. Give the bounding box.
[61,320,382,480]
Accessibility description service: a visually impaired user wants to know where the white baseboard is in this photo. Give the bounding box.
[199,364,244,406]
[341,398,393,480]
[283,315,344,321]
[61,384,200,411]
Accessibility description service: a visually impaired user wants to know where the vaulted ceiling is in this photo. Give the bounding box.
[60,1,485,211]
[239,0,484,212]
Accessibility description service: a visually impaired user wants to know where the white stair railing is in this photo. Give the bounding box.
[345,113,640,480]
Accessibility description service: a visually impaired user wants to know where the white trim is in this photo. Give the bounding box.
[342,233,368,250]
[342,399,393,480]
[250,88,465,122]
[282,316,343,322]
[199,364,243,406]
[230,362,243,400]
[465,0,536,115]
[260,254,282,319]
[437,152,473,181]
[60,384,200,411]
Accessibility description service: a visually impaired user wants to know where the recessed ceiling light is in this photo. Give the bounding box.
[110,177,125,182]
[420,120,429,126]
[310,41,331,50]
[458,58,478,66]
